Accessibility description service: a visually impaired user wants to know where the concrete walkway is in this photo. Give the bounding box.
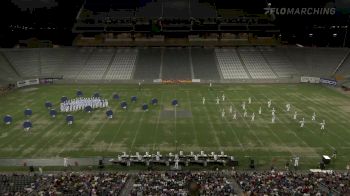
[0,157,113,167]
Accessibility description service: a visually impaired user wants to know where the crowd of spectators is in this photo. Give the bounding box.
[0,172,129,196]
[0,84,15,96]
[234,170,350,195]
[130,171,235,196]
[1,170,350,195]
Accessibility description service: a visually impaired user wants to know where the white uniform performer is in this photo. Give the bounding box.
[216,97,220,105]
[286,103,291,112]
[271,115,276,123]
[209,82,212,88]
[312,112,316,121]
[320,120,326,130]
[60,97,109,112]
[229,105,233,113]
[258,106,262,115]
[222,94,225,101]
[272,107,276,116]
[294,156,299,168]
[202,97,206,105]
[248,97,252,104]
[300,118,305,128]
[221,109,225,118]
[268,100,272,108]
[242,102,246,110]
[233,111,237,120]
[251,113,255,121]
[64,158,68,167]
[293,111,298,120]
[243,110,247,117]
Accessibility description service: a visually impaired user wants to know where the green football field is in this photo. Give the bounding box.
[0,83,350,169]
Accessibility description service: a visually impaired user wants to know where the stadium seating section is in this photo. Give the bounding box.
[1,46,350,83]
[0,171,349,195]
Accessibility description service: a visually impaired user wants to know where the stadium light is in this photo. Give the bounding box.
[333,33,337,37]
[309,33,313,37]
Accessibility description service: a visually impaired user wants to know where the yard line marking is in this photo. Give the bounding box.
[186,91,199,147]
[252,94,296,155]
[83,118,109,155]
[295,93,350,145]
[0,91,47,149]
[197,91,222,150]
[9,103,62,157]
[106,112,130,152]
[207,90,246,150]
[106,91,137,152]
[58,111,103,154]
[223,92,265,147]
[260,92,319,156]
[30,121,67,157]
[130,112,146,151]
[152,92,164,151]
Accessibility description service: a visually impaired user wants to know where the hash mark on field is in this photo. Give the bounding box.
[208,91,245,150]
[58,112,100,154]
[296,93,350,145]
[83,118,109,155]
[252,94,295,154]
[223,92,265,147]
[260,92,318,156]
[106,112,130,152]
[186,91,199,147]
[31,121,65,157]
[198,91,223,150]
[0,91,43,149]
[152,92,164,151]
[14,111,58,157]
[130,112,146,151]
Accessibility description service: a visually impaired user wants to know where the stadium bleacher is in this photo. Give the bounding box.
[0,46,349,82]
[133,48,161,80]
[284,47,349,77]
[77,48,115,80]
[0,51,19,83]
[0,171,349,195]
[104,48,138,80]
[238,47,278,79]
[0,174,36,194]
[39,48,72,78]
[55,47,94,80]
[131,171,234,195]
[191,48,220,80]
[337,52,350,77]
[215,48,250,79]
[259,46,298,78]
[235,171,350,195]
[162,48,192,80]
[2,49,41,78]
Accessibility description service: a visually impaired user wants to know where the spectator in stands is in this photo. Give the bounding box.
[234,170,350,195]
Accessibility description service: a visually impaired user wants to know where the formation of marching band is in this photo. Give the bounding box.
[60,97,109,112]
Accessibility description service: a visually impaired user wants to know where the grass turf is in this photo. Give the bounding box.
[0,83,350,170]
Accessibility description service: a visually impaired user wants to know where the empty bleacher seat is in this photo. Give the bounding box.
[133,48,161,80]
[215,48,250,79]
[105,48,138,80]
[238,47,277,79]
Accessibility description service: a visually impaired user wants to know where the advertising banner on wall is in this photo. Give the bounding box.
[320,78,337,86]
[16,78,39,88]
[300,76,320,84]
